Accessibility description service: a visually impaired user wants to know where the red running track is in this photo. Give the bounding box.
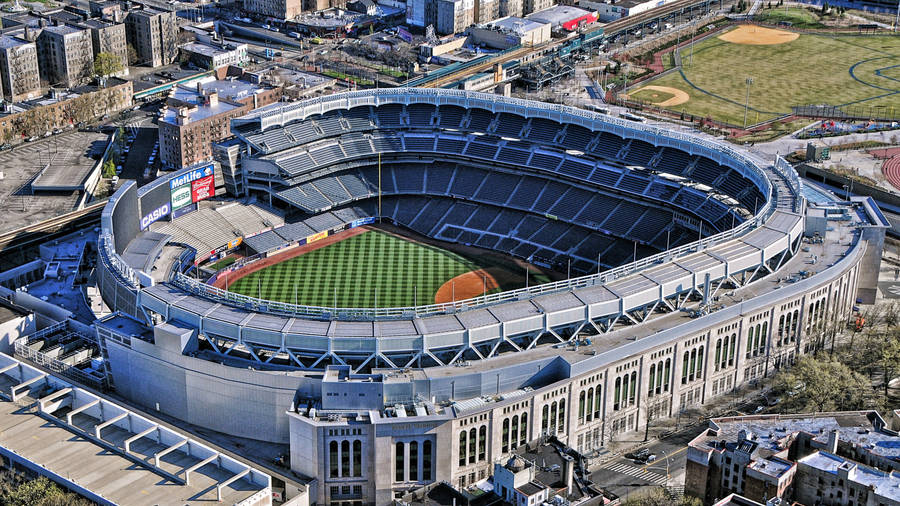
[869,147,900,160]
[882,155,900,191]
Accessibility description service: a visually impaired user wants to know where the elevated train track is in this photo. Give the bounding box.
[418,0,720,88]
[0,202,105,270]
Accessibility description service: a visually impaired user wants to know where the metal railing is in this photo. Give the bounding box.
[14,338,106,390]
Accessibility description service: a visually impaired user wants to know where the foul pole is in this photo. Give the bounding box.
[378,152,382,223]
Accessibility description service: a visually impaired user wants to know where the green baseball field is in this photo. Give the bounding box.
[227,229,549,307]
[632,24,900,126]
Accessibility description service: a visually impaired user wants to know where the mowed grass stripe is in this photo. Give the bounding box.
[228,230,481,307]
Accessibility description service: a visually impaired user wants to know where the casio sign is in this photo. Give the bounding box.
[141,203,170,229]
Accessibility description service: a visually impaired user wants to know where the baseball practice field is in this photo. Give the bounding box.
[628,25,900,126]
[226,228,551,307]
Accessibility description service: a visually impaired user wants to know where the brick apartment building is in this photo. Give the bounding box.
[242,0,303,20]
[0,34,41,102]
[36,24,94,88]
[125,7,177,67]
[686,411,900,505]
[159,69,281,169]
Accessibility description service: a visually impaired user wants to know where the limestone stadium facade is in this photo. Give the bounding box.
[94,89,886,505]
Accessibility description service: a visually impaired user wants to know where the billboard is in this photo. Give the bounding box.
[191,175,214,203]
[172,202,196,219]
[171,184,192,209]
[306,230,328,244]
[138,183,171,231]
[398,27,413,42]
[350,217,375,228]
[141,202,171,229]
[169,163,215,190]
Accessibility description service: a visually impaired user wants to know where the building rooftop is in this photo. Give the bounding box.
[0,298,29,324]
[486,16,549,34]
[41,24,85,36]
[182,41,242,58]
[799,451,900,503]
[0,34,32,49]
[0,352,271,505]
[748,456,793,479]
[526,5,593,26]
[691,411,899,462]
[161,78,248,125]
[78,18,118,29]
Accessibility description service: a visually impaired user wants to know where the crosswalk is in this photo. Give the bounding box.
[601,461,669,485]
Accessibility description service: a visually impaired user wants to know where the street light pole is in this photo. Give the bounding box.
[743,77,754,128]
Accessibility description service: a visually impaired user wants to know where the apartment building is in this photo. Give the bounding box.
[159,75,281,169]
[474,0,499,22]
[242,0,303,20]
[125,7,177,67]
[0,35,41,102]
[80,19,128,76]
[430,0,474,35]
[522,0,554,16]
[499,0,523,17]
[36,24,94,88]
[686,411,900,505]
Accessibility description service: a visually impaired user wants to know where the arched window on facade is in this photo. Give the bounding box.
[396,442,405,482]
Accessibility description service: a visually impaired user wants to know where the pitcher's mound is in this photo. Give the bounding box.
[435,269,500,303]
[718,25,799,45]
[627,85,690,106]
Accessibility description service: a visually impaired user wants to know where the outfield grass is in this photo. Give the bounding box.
[643,31,900,126]
[227,230,511,307]
[755,7,826,29]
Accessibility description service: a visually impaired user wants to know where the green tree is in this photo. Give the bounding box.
[102,159,116,178]
[94,52,124,81]
[774,356,876,413]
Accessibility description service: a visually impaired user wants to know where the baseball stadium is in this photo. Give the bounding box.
[93,89,887,505]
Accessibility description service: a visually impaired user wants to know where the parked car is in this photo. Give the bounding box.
[25,135,37,142]
[0,143,12,151]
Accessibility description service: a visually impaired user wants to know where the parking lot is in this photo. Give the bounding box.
[0,130,109,235]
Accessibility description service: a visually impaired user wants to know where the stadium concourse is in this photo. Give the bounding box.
[94,89,888,505]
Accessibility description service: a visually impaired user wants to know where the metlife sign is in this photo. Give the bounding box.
[141,203,170,229]
[169,163,214,190]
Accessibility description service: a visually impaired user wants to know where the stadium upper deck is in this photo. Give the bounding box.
[98,89,807,371]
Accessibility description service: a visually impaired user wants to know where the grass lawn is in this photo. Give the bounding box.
[227,230,513,307]
[207,256,237,271]
[629,88,676,104]
[643,31,900,126]
[754,7,826,29]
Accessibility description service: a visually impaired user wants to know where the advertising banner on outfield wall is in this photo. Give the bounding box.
[350,217,375,229]
[306,230,328,244]
[171,184,192,209]
[191,175,214,203]
[172,202,196,220]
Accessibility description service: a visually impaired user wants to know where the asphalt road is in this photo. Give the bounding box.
[590,426,697,498]
[116,108,160,187]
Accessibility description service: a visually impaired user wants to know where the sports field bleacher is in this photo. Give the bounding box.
[151,201,285,254]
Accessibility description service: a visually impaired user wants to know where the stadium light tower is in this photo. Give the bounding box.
[743,77,754,128]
